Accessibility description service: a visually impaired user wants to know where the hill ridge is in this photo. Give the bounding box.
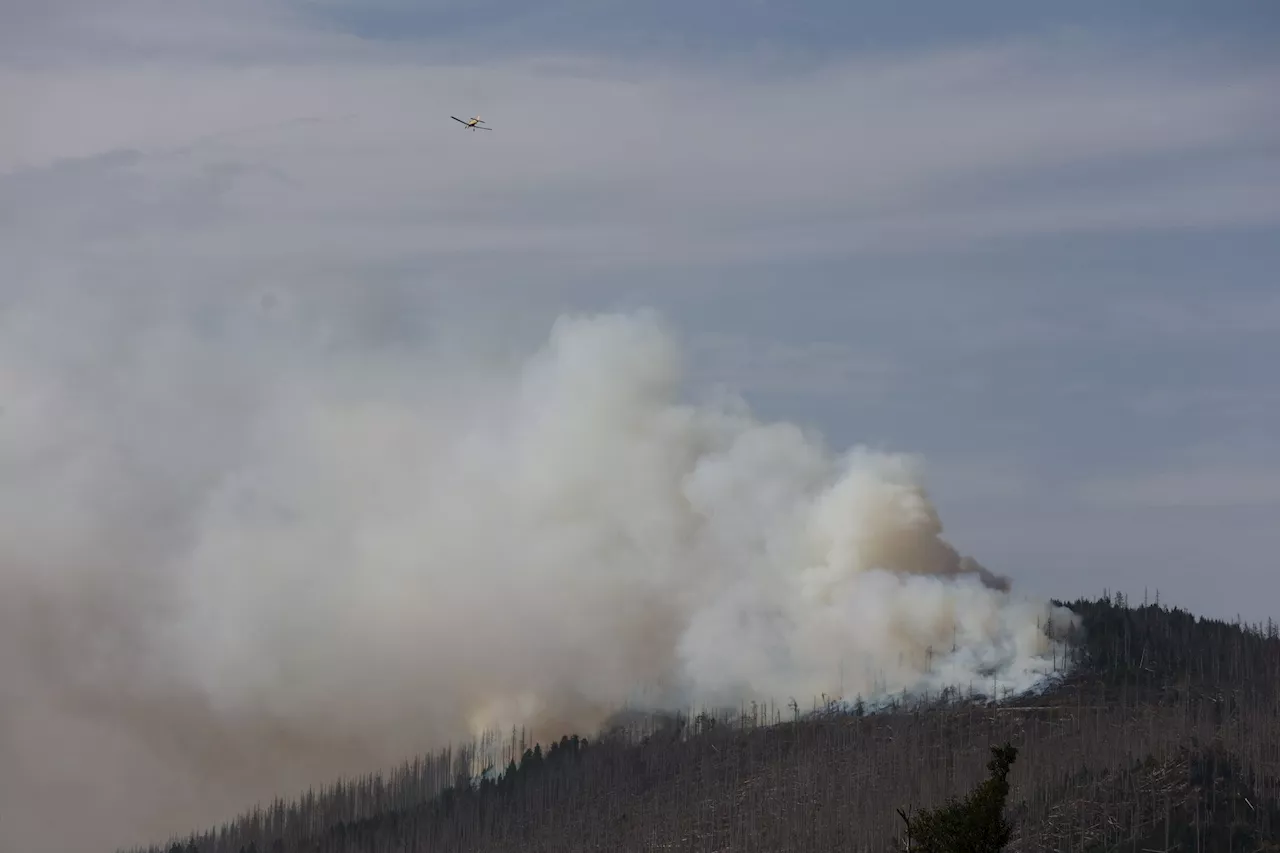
[119,591,1280,853]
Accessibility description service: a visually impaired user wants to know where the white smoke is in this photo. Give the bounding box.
[0,295,1077,853]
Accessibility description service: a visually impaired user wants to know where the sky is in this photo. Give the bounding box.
[4,4,1280,627]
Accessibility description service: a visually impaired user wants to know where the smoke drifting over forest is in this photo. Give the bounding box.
[0,290,1077,853]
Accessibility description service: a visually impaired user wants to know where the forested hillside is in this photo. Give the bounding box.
[123,592,1280,852]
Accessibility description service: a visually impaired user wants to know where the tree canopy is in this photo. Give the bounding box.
[897,742,1018,853]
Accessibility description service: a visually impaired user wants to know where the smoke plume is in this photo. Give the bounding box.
[0,292,1077,853]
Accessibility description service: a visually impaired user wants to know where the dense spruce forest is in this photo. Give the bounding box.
[124,591,1280,853]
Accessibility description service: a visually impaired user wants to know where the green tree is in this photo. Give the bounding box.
[896,742,1018,853]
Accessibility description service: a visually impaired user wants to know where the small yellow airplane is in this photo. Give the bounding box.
[451,115,491,131]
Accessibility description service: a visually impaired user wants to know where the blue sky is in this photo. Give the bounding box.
[3,0,1280,626]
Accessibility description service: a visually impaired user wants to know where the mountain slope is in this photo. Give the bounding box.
[121,593,1280,853]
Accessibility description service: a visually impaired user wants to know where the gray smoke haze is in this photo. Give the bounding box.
[0,287,1078,853]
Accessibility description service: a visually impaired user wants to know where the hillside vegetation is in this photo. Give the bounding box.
[123,592,1280,852]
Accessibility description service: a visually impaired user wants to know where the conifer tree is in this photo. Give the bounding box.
[896,742,1018,853]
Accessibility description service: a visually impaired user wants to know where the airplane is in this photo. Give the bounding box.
[451,115,491,131]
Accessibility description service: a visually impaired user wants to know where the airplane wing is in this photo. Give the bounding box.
[474,126,492,130]
[450,116,469,124]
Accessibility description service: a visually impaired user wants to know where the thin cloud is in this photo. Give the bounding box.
[0,0,370,67]
[1079,467,1280,510]
[1078,437,1280,510]
[4,39,1278,273]
[1105,290,1280,339]
[687,334,903,400]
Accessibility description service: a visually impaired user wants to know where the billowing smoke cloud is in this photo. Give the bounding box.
[0,290,1077,853]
